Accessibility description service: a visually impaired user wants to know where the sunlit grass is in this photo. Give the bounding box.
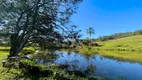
[0,51,9,59]
[0,51,9,66]
[90,35,142,51]
[78,46,97,56]
[0,46,35,51]
[101,35,142,50]
[0,46,10,49]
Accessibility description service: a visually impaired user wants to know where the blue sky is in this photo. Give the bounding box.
[71,0,142,39]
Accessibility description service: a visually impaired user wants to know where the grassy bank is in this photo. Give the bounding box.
[90,35,142,51]
[0,51,21,80]
[0,46,35,56]
[0,51,8,66]
[0,47,10,51]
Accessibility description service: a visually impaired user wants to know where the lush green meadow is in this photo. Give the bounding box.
[91,35,142,51]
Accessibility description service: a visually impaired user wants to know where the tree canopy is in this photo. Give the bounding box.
[86,27,95,39]
[0,0,82,57]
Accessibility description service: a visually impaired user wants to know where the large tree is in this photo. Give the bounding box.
[0,0,82,57]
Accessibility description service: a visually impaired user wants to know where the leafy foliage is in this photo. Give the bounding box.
[86,27,95,39]
[0,0,82,56]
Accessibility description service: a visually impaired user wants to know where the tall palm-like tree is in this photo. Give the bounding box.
[86,27,95,40]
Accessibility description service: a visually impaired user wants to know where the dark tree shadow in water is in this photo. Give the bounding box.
[31,50,59,65]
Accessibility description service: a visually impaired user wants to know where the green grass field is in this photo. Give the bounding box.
[0,51,9,60]
[0,51,9,66]
[93,35,142,51]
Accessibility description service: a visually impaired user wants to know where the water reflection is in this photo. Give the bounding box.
[98,51,142,64]
[32,50,142,80]
[31,50,58,65]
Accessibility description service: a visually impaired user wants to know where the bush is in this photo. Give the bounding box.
[20,47,35,55]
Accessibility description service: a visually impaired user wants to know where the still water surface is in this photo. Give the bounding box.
[32,51,142,80]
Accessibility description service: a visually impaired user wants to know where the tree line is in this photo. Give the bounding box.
[95,29,142,41]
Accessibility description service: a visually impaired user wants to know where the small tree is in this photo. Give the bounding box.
[86,27,95,43]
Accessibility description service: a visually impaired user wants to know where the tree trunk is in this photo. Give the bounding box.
[9,45,21,57]
[8,34,19,57]
[8,34,24,57]
[8,32,31,58]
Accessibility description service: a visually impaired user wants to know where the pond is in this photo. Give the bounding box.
[31,50,142,80]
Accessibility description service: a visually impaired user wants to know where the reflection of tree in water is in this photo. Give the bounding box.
[83,54,92,61]
[71,60,79,70]
[85,61,96,76]
[82,52,97,60]
[63,59,79,71]
[85,55,96,75]
[100,56,104,61]
[67,49,72,56]
[31,50,58,65]
[60,52,64,57]
[98,51,142,64]
[32,50,97,76]
[81,54,97,76]
[62,57,96,76]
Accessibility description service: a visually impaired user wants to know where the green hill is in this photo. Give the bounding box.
[95,29,142,41]
[95,35,142,51]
